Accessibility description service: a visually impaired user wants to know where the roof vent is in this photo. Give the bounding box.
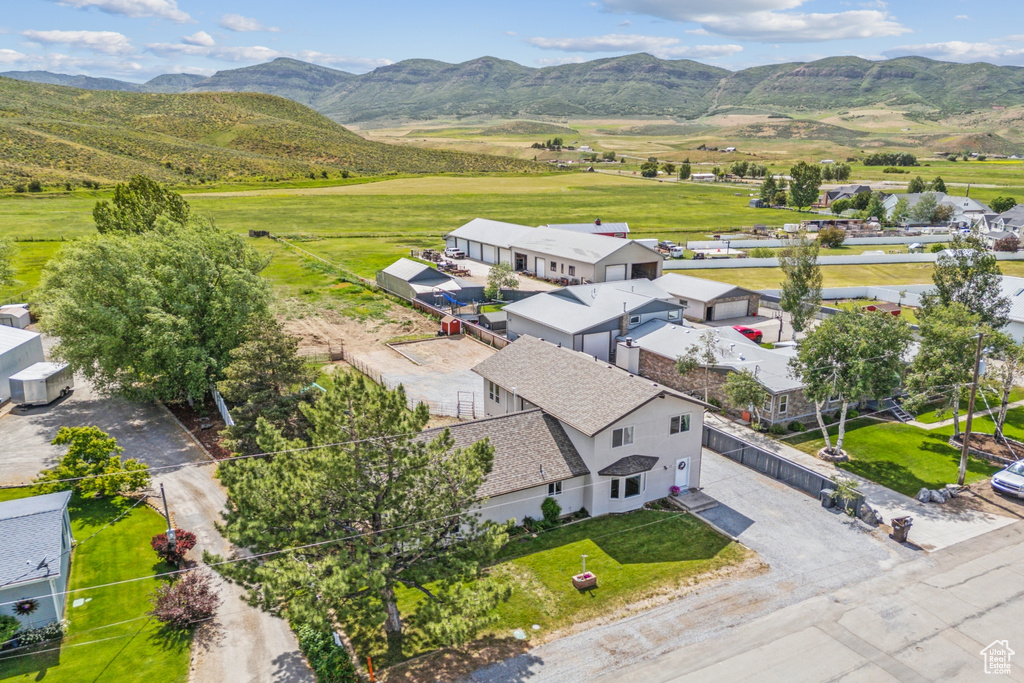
[626,337,633,347]
[595,217,601,225]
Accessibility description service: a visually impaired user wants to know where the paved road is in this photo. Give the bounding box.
[0,345,310,683]
[601,520,1024,682]
[470,449,914,683]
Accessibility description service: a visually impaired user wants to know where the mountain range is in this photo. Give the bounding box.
[6,54,1024,125]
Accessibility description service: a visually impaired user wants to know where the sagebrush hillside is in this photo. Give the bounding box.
[0,77,537,188]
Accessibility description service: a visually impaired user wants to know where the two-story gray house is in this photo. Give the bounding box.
[471,335,706,522]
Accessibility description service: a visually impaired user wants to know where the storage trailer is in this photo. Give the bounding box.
[9,362,74,406]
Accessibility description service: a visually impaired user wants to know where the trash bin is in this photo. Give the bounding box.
[820,488,836,509]
[891,516,913,543]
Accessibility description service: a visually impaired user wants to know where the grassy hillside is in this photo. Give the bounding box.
[0,77,537,188]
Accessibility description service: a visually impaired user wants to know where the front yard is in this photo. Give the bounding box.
[786,418,1000,496]
[0,490,191,683]
[350,509,751,669]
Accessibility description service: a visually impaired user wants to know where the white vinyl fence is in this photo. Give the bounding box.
[666,251,1024,270]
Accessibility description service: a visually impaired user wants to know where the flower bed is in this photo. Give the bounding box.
[571,572,597,590]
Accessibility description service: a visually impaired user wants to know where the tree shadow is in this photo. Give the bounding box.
[0,641,61,680]
[146,621,192,655]
[66,494,137,528]
[268,649,314,683]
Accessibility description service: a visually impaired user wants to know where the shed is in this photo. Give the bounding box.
[653,273,761,322]
[441,315,462,335]
[376,258,484,303]
[478,310,507,332]
[0,305,31,330]
[0,326,45,403]
[0,491,74,629]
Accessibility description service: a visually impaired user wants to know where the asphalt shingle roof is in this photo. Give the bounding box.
[0,491,71,587]
[419,409,589,497]
[597,455,660,476]
[473,335,690,436]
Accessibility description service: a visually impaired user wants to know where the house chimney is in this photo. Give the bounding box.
[616,337,640,374]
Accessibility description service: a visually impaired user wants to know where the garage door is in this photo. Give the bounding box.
[469,241,482,260]
[498,248,512,265]
[582,331,611,361]
[605,264,627,281]
[457,238,469,253]
[712,299,749,321]
[482,245,497,264]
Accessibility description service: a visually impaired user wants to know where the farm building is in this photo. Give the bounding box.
[503,279,683,362]
[0,326,45,403]
[376,258,484,304]
[0,491,73,629]
[653,273,761,322]
[542,219,629,238]
[445,219,662,283]
[0,305,30,330]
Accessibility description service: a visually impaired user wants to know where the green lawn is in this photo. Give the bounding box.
[786,418,999,496]
[914,387,1024,424]
[344,509,747,667]
[0,493,191,683]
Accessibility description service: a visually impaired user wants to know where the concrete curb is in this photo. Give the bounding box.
[156,401,217,462]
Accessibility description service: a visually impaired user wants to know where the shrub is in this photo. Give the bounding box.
[846,410,860,419]
[994,235,1020,253]
[768,423,787,435]
[749,247,774,258]
[149,571,221,630]
[295,625,360,683]
[151,528,197,564]
[13,184,26,193]
[27,180,42,192]
[0,615,19,644]
[14,620,66,646]
[520,515,537,532]
[540,496,561,526]
[788,421,806,432]
[930,243,945,253]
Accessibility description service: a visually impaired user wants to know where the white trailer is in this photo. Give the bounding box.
[9,362,74,406]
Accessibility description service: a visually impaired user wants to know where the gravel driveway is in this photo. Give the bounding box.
[470,448,915,683]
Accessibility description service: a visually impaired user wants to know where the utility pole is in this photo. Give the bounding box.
[160,483,177,551]
[958,333,985,486]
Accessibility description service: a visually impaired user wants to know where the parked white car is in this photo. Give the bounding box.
[992,460,1024,498]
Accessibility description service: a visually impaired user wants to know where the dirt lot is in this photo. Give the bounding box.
[345,336,496,418]
[283,302,435,358]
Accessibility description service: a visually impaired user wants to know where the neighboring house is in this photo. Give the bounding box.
[542,219,629,238]
[984,230,1017,249]
[653,273,760,322]
[0,491,73,629]
[376,258,484,304]
[503,279,684,362]
[882,193,991,222]
[445,218,663,282]
[818,184,872,208]
[983,204,1024,236]
[994,275,1024,343]
[615,321,814,426]
[473,335,706,518]
[1,326,45,403]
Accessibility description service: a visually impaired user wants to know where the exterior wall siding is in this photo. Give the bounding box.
[505,314,574,349]
[0,582,60,628]
[475,477,587,526]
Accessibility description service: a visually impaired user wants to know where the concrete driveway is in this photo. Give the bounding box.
[470,449,913,682]
[0,351,311,683]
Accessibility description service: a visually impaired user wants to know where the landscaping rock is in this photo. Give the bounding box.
[857,503,879,526]
[916,488,931,503]
[944,484,960,498]
[929,489,948,504]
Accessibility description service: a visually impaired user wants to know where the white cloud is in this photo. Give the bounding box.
[600,0,909,42]
[528,33,742,59]
[618,20,632,27]
[22,29,134,55]
[0,49,28,65]
[294,51,392,70]
[537,56,587,66]
[955,14,970,20]
[505,31,518,36]
[219,14,280,33]
[0,49,144,75]
[52,0,191,23]
[883,40,1024,65]
[182,31,215,47]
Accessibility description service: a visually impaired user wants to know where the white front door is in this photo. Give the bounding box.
[675,457,690,490]
[535,257,546,278]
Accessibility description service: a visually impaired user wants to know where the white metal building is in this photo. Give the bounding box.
[0,326,45,403]
[654,273,761,322]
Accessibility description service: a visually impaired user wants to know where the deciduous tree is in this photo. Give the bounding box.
[907,176,926,193]
[38,222,271,403]
[0,238,15,288]
[991,196,1017,213]
[930,176,947,193]
[485,261,519,300]
[818,225,846,248]
[34,426,150,497]
[676,329,720,403]
[93,175,191,235]
[788,162,821,211]
[759,175,777,204]
[778,237,822,335]
[724,369,768,425]
[149,571,221,630]
[922,231,1009,328]
[214,374,511,656]
[830,198,851,216]
[678,159,691,180]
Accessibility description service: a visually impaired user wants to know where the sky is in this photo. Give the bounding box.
[1,0,1023,82]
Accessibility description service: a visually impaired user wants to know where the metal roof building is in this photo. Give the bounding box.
[543,220,629,237]
[0,326,45,403]
[653,273,761,322]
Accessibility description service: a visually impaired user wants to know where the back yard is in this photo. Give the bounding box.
[0,490,190,683]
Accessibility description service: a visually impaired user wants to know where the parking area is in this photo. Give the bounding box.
[346,335,496,418]
[448,257,563,291]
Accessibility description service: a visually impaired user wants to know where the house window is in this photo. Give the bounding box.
[488,380,500,403]
[670,415,691,434]
[561,263,565,274]
[668,310,680,320]
[612,426,634,448]
[550,260,557,271]
[629,314,641,325]
[778,394,789,415]
[548,481,562,496]
[568,265,575,276]
[763,396,773,414]
[610,479,620,498]
[624,475,642,498]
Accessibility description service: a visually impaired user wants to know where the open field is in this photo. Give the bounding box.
[0,492,191,683]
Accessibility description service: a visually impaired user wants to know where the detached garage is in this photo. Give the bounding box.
[654,273,761,323]
[0,327,45,403]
